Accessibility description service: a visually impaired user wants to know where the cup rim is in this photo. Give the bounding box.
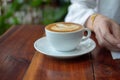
[45,28,84,34]
[45,22,84,34]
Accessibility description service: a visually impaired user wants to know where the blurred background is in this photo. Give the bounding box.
[0,0,70,35]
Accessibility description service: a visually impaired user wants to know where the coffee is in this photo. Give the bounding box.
[45,22,83,32]
[45,22,91,51]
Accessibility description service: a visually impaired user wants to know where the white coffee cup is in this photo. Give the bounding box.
[45,22,91,52]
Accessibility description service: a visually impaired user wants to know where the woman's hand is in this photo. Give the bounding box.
[93,15,120,51]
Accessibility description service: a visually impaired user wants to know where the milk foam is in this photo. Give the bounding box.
[51,23,81,32]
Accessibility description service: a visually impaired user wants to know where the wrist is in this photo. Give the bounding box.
[90,14,99,30]
[85,13,99,31]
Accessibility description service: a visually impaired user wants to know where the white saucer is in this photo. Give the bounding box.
[34,37,96,59]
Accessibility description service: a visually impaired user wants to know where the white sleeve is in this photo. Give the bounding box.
[65,0,97,26]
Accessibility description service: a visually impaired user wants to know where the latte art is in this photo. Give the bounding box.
[46,22,82,32]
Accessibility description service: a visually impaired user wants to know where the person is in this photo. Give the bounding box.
[65,0,120,51]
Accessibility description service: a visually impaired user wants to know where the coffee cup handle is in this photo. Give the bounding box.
[81,28,91,41]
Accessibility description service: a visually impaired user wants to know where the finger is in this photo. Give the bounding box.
[101,38,120,51]
[111,23,120,40]
[95,26,118,48]
[117,44,120,48]
[99,24,119,45]
[97,28,114,48]
[95,26,120,51]
[96,32,120,51]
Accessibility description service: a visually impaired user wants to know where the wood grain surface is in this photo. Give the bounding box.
[23,51,93,80]
[0,25,44,80]
[0,25,120,80]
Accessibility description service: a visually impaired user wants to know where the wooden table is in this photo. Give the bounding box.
[0,25,120,80]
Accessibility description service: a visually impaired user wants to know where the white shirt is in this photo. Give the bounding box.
[65,0,120,25]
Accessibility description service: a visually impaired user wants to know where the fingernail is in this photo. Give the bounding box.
[117,44,120,48]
